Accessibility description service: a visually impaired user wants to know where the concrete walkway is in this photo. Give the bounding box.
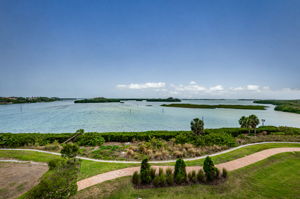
[77,147,300,191]
[1,141,299,164]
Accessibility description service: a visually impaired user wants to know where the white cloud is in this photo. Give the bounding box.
[247,85,260,91]
[209,85,224,91]
[116,81,300,99]
[116,82,166,89]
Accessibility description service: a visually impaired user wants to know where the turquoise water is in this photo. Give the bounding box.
[0,99,300,133]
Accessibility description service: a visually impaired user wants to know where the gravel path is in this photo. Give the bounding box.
[77,147,300,191]
[1,141,299,164]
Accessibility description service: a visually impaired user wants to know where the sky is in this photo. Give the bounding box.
[0,0,300,99]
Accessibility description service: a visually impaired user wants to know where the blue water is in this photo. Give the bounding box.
[0,99,300,133]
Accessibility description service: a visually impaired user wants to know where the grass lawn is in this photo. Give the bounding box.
[74,152,300,199]
[0,150,137,180]
[0,142,299,179]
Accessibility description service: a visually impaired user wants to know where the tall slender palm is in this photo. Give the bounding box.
[191,118,204,135]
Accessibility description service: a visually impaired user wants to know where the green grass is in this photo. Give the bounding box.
[75,152,300,199]
[161,103,266,110]
[0,150,137,180]
[1,143,299,179]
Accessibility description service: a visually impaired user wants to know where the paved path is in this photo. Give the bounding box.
[1,141,299,164]
[77,147,300,191]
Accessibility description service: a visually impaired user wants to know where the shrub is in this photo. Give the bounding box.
[153,176,160,187]
[25,160,79,199]
[194,133,236,147]
[174,159,187,184]
[140,159,151,184]
[166,168,172,176]
[77,133,105,146]
[150,168,156,180]
[44,140,61,151]
[222,168,228,178]
[191,170,197,183]
[61,143,80,159]
[191,118,204,135]
[132,171,141,185]
[159,174,167,187]
[166,174,174,185]
[197,169,205,183]
[159,168,164,176]
[48,159,66,170]
[203,156,218,182]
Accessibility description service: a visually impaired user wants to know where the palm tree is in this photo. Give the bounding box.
[248,114,260,135]
[191,118,204,135]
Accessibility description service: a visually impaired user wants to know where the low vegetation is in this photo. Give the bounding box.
[161,103,266,110]
[74,152,300,199]
[132,157,227,188]
[0,97,59,104]
[1,116,300,161]
[21,143,81,199]
[254,99,300,114]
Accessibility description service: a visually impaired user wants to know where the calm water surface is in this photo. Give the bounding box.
[0,99,300,133]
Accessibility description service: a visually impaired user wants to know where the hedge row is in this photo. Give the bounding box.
[0,126,299,147]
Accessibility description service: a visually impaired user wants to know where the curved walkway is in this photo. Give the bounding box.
[77,147,300,191]
[1,141,299,164]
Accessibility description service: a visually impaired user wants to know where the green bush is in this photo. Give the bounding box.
[140,159,152,184]
[203,156,218,182]
[44,140,61,151]
[61,143,79,159]
[159,174,167,187]
[25,160,79,199]
[132,171,141,185]
[48,159,66,170]
[153,175,160,187]
[197,169,205,183]
[174,159,187,184]
[222,168,228,178]
[77,133,105,146]
[166,174,174,185]
[150,168,156,180]
[166,168,172,176]
[194,133,236,147]
[159,168,164,176]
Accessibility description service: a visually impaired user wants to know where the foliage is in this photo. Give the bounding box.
[193,133,236,147]
[25,159,80,199]
[132,171,140,185]
[254,99,300,114]
[174,159,187,184]
[140,158,152,184]
[0,96,59,104]
[191,118,204,135]
[197,169,205,182]
[222,168,228,178]
[77,133,105,146]
[203,156,218,182]
[48,158,66,170]
[61,143,80,159]
[239,115,260,134]
[161,103,266,110]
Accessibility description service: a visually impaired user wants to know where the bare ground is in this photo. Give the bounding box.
[0,162,48,199]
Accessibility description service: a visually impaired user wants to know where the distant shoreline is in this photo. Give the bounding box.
[161,103,267,110]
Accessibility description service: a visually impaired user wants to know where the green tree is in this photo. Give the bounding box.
[174,158,187,184]
[248,114,260,135]
[203,156,218,182]
[140,158,151,184]
[61,143,79,159]
[191,118,204,135]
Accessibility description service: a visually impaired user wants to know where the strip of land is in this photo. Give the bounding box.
[74,97,181,103]
[254,99,300,114]
[161,103,266,110]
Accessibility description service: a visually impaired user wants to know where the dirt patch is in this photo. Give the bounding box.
[0,162,48,199]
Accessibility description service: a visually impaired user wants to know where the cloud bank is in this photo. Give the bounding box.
[116,81,300,99]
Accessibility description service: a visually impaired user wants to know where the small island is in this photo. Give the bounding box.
[0,97,60,104]
[74,97,181,103]
[254,99,300,114]
[161,103,266,110]
[74,97,121,103]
